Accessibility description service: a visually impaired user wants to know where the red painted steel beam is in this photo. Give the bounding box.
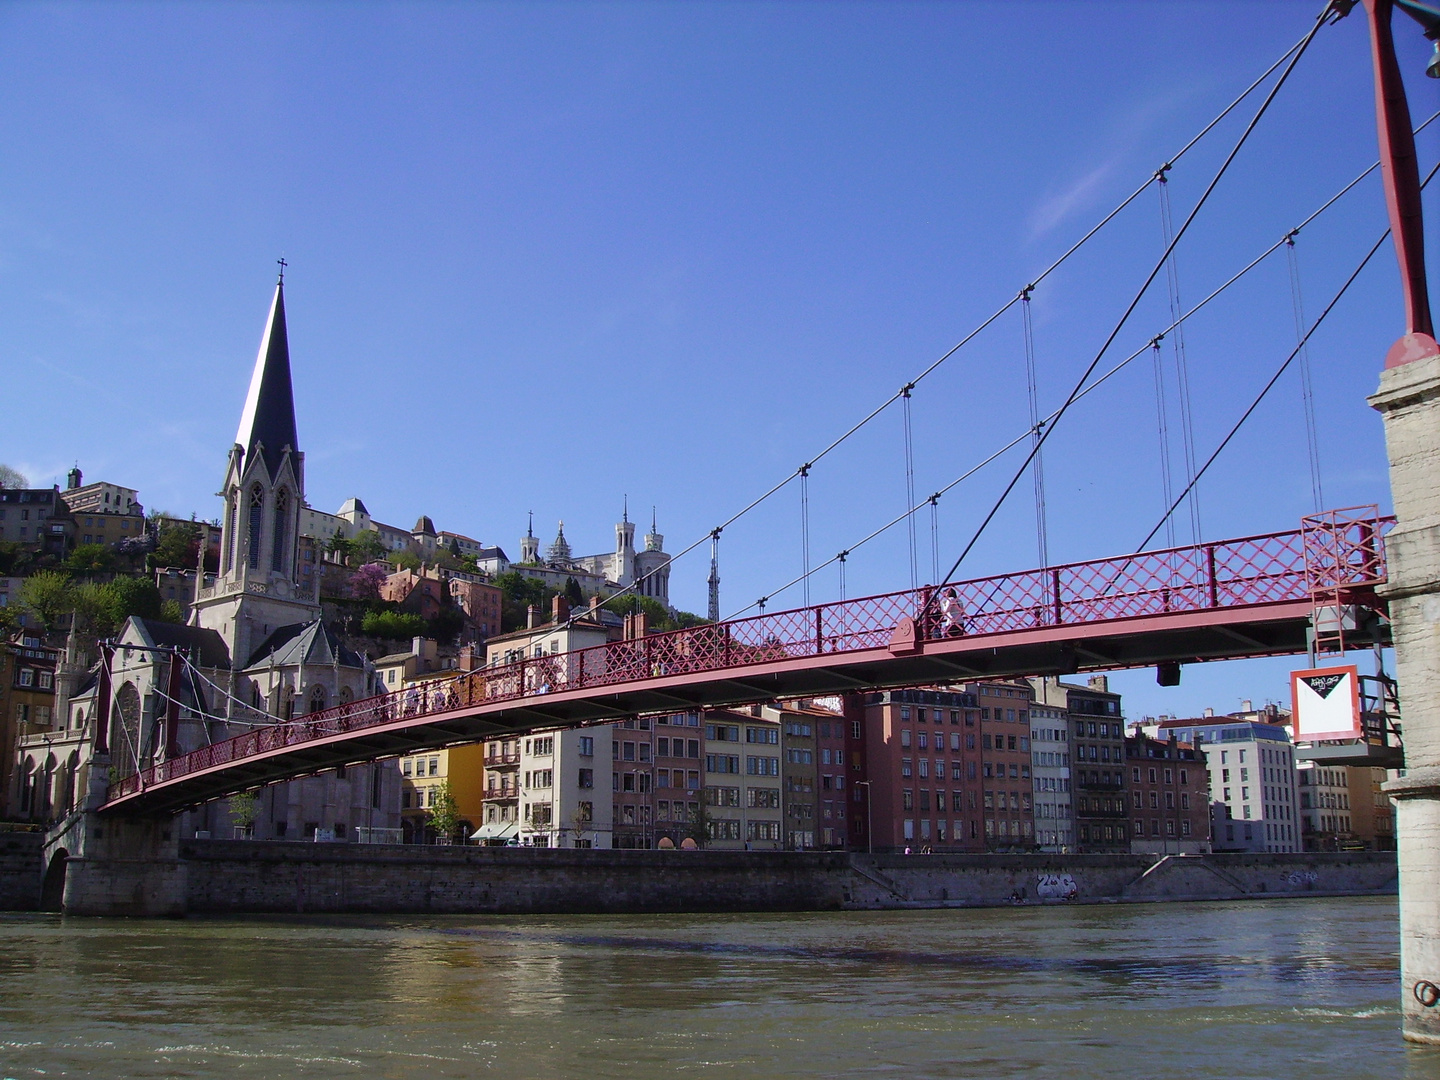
[102,515,1392,814]
[1363,0,1440,366]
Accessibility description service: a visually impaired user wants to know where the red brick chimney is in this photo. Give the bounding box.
[552,595,570,624]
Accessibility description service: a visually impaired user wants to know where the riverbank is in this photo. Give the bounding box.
[5,837,1396,915]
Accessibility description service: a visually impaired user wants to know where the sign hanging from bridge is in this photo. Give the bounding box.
[1291,664,1362,742]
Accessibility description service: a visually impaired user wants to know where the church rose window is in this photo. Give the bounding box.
[247,485,264,569]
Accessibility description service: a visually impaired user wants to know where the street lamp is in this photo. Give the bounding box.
[855,780,873,855]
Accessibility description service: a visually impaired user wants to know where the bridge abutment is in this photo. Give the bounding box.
[1371,351,1440,1042]
[51,756,186,917]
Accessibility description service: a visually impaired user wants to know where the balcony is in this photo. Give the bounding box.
[486,751,520,767]
[483,785,519,801]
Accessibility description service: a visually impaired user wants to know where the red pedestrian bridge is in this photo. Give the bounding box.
[102,507,1391,815]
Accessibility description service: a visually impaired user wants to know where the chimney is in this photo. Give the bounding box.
[589,594,604,617]
[1088,675,1109,693]
[552,595,570,625]
[526,604,539,629]
[1203,707,1214,718]
[458,644,478,673]
[1241,699,1252,713]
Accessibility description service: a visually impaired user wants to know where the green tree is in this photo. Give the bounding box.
[601,593,709,633]
[389,549,422,572]
[104,575,164,624]
[71,581,115,634]
[64,543,115,578]
[159,599,185,624]
[0,541,26,576]
[426,780,462,844]
[362,609,427,639]
[686,797,710,849]
[564,577,585,608]
[350,530,387,565]
[229,791,259,837]
[428,605,465,645]
[326,529,353,565]
[18,571,74,629]
[492,571,561,632]
[152,521,200,568]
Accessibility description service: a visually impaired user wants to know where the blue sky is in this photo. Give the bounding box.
[3,1,1437,718]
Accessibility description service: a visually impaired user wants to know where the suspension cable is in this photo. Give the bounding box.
[929,495,941,586]
[1158,168,1203,542]
[929,3,1330,602]
[902,385,918,590]
[572,20,1332,628]
[1137,157,1440,549]
[1286,233,1326,512]
[1151,337,1177,551]
[800,465,812,608]
[1022,289,1049,570]
[727,108,1440,615]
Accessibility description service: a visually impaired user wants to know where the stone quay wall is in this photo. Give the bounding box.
[176,842,1397,916]
[0,831,42,911]
[0,840,1398,916]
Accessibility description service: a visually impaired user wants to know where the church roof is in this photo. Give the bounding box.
[234,280,299,481]
[126,617,233,670]
[244,619,364,672]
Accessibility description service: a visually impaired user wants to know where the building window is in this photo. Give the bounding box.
[247,485,264,569]
[272,488,289,571]
[579,736,594,757]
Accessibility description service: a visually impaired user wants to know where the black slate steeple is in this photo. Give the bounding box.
[234,276,299,480]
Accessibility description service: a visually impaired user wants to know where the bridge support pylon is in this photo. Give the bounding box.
[48,753,187,917]
[1371,352,1440,1042]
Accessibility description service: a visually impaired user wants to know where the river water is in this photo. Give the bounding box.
[0,896,1433,1079]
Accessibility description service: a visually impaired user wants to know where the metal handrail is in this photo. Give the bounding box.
[107,511,1393,804]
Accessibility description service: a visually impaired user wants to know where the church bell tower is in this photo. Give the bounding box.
[192,272,320,668]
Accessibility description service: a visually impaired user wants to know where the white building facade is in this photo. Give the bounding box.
[1030,701,1073,851]
[1157,718,1301,853]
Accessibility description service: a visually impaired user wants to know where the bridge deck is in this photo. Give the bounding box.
[101,509,1391,816]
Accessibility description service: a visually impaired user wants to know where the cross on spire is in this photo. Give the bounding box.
[276,257,287,284]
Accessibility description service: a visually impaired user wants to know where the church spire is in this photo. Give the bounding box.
[234,276,299,480]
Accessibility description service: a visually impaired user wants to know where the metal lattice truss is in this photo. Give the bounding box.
[106,507,1391,811]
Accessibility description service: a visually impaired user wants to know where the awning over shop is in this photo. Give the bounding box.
[470,821,519,842]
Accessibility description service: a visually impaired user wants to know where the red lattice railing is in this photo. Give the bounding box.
[107,510,1392,804]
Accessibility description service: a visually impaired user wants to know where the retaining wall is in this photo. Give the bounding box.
[0,838,1398,916]
[0,832,42,911]
[177,842,1397,915]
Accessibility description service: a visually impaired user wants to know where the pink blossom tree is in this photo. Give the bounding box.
[349,562,389,602]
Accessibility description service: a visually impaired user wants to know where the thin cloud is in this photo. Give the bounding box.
[1028,157,1124,240]
[1026,84,1195,241]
